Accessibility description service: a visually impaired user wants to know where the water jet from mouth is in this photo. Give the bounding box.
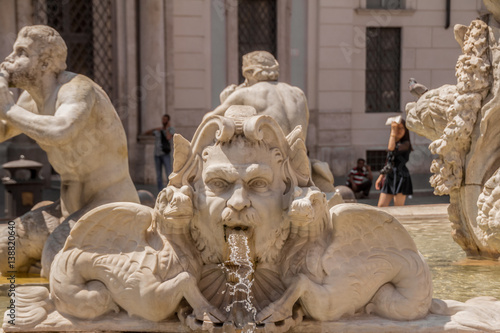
[221,230,257,330]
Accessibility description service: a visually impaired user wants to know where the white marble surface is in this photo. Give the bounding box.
[0,107,441,332]
[3,300,500,333]
[204,51,334,192]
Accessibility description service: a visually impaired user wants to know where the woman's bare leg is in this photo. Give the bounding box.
[377,193,394,207]
[394,194,407,206]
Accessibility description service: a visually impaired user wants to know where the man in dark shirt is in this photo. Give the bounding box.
[145,114,175,192]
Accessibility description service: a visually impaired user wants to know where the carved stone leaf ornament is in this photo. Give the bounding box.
[405,16,500,259]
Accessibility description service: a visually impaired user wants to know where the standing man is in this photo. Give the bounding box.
[0,25,139,276]
[145,114,175,192]
[346,158,373,198]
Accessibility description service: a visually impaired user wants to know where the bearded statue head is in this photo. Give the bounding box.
[162,105,311,265]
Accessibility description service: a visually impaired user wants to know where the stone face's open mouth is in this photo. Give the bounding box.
[224,224,254,242]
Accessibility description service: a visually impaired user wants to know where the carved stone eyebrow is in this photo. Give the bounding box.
[203,163,273,184]
[203,164,239,183]
[13,42,31,56]
[243,164,273,183]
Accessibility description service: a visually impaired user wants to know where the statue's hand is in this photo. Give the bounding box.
[173,272,227,323]
[0,73,14,118]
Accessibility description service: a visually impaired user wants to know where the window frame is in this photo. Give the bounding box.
[237,0,278,84]
[366,150,389,172]
[365,27,402,114]
[366,0,406,10]
[32,0,116,102]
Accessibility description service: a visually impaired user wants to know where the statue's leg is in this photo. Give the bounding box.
[256,274,309,323]
[50,250,119,320]
[365,251,432,320]
[179,272,227,322]
[127,270,227,322]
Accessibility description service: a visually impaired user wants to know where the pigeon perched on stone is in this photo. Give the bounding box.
[408,78,428,99]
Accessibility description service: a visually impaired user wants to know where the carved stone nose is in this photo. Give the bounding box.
[227,184,250,211]
[5,52,14,62]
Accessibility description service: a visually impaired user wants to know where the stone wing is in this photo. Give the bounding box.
[327,203,418,255]
[62,202,154,254]
[320,202,423,278]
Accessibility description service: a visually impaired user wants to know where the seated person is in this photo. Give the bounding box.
[346,158,373,198]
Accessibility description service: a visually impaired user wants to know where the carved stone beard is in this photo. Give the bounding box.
[2,61,39,90]
[190,205,290,265]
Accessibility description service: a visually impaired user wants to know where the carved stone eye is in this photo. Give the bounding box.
[16,48,27,57]
[208,179,229,190]
[249,178,268,190]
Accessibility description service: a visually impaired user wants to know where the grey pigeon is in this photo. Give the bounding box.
[408,78,428,99]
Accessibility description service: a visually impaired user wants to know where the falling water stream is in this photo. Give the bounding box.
[220,231,257,332]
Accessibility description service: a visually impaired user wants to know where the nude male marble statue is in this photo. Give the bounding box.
[205,51,309,139]
[0,25,139,276]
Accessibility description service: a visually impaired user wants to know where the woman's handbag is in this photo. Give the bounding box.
[379,151,394,175]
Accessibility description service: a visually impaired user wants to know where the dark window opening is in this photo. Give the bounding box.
[33,0,114,100]
[238,0,277,84]
[366,0,405,9]
[367,150,389,171]
[365,27,401,113]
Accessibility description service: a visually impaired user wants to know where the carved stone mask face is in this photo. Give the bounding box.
[191,137,288,265]
[0,37,40,88]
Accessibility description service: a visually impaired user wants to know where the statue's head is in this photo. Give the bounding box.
[0,25,67,87]
[166,105,311,265]
[242,51,279,85]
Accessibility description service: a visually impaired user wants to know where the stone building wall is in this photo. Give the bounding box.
[0,0,484,185]
[308,0,480,176]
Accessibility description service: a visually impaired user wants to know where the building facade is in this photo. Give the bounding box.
[0,0,484,184]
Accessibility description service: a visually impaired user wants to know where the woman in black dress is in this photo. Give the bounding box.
[375,119,413,207]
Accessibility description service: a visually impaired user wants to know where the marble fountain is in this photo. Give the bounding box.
[2,9,500,332]
[2,204,500,332]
